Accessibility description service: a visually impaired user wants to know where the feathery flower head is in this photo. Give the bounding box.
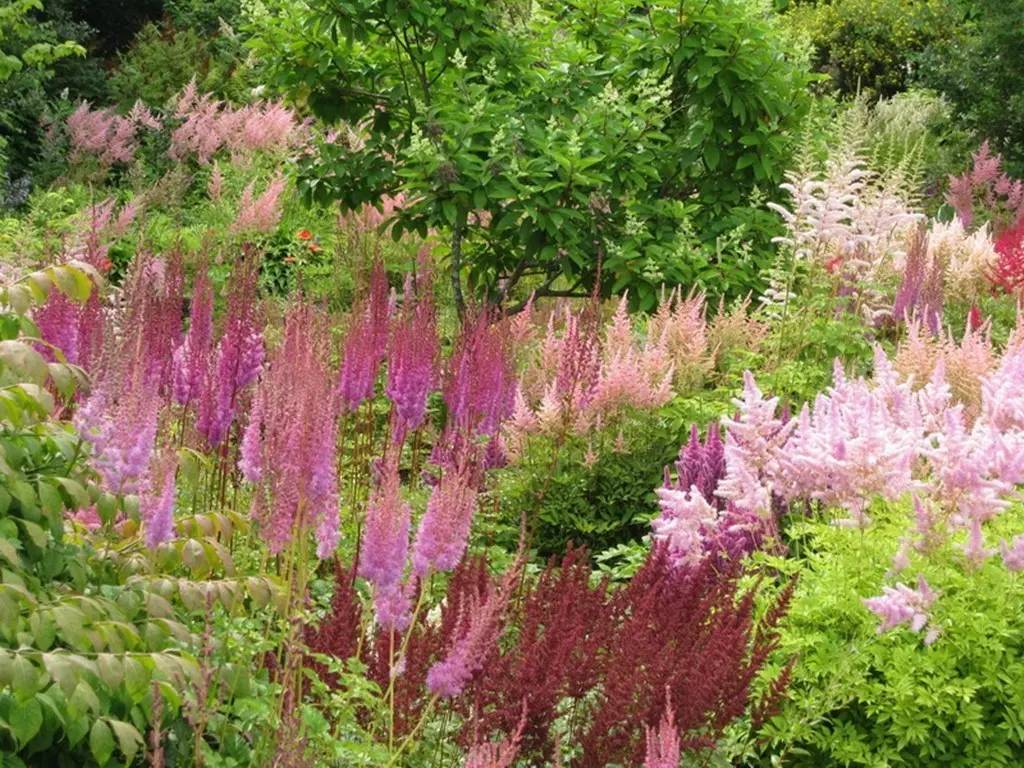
[358,454,411,589]
[644,694,680,768]
[863,575,940,644]
[412,458,480,576]
[386,273,439,442]
[338,261,390,411]
[444,310,516,438]
[240,303,340,556]
[143,451,178,548]
[171,268,214,405]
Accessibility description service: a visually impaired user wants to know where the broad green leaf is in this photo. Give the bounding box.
[8,696,43,746]
[89,718,115,765]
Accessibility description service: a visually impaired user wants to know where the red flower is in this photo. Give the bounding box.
[98,257,113,273]
[296,229,313,241]
[307,242,322,253]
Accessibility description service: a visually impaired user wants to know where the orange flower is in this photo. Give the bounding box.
[284,255,297,264]
[296,229,313,241]
[307,242,322,253]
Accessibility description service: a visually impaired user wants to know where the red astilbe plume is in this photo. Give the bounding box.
[992,215,1024,294]
[576,548,791,767]
[338,261,390,411]
[386,272,439,443]
[240,302,340,557]
[197,258,264,447]
[303,562,362,690]
[460,546,607,760]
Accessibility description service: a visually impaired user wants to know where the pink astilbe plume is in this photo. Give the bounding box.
[412,456,480,575]
[426,562,519,698]
[444,310,516,438]
[463,712,526,768]
[715,372,794,516]
[946,141,1024,232]
[1001,535,1024,572]
[386,273,439,442]
[143,450,177,548]
[588,295,675,422]
[651,486,719,568]
[170,84,306,164]
[863,575,940,644]
[777,358,921,527]
[66,101,158,166]
[231,175,287,234]
[358,453,411,590]
[197,261,264,447]
[240,303,341,557]
[644,694,681,768]
[171,268,214,405]
[647,288,710,386]
[338,262,390,411]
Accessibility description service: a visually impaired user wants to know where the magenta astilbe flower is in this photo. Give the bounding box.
[444,311,516,438]
[143,451,177,548]
[863,575,940,644]
[118,252,185,389]
[426,566,515,698]
[386,274,439,442]
[671,423,725,506]
[412,459,479,575]
[338,262,390,411]
[240,303,341,557]
[172,268,214,405]
[644,696,680,768]
[359,454,411,589]
[197,263,264,447]
[1000,535,1024,572]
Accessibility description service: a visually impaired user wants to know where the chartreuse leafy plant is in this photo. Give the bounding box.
[746,502,1024,767]
[0,262,279,766]
[250,0,811,310]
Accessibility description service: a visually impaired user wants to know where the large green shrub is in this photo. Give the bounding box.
[784,0,957,97]
[916,0,1024,174]
[250,0,811,310]
[749,503,1024,766]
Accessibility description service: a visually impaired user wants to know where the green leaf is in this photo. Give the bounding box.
[8,696,43,746]
[108,719,143,763]
[89,718,115,765]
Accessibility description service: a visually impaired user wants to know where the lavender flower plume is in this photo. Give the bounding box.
[172,268,214,405]
[426,566,515,698]
[338,262,390,411]
[444,311,516,438]
[412,459,479,575]
[386,273,439,442]
[197,262,264,447]
[358,454,410,589]
[863,575,940,644]
[240,303,340,557]
[143,452,177,548]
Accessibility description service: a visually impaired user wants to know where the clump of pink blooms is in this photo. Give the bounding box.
[651,329,1024,638]
[863,575,941,645]
[644,697,681,768]
[66,100,160,166]
[239,303,341,558]
[169,82,307,164]
[947,141,1024,232]
[386,273,439,442]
